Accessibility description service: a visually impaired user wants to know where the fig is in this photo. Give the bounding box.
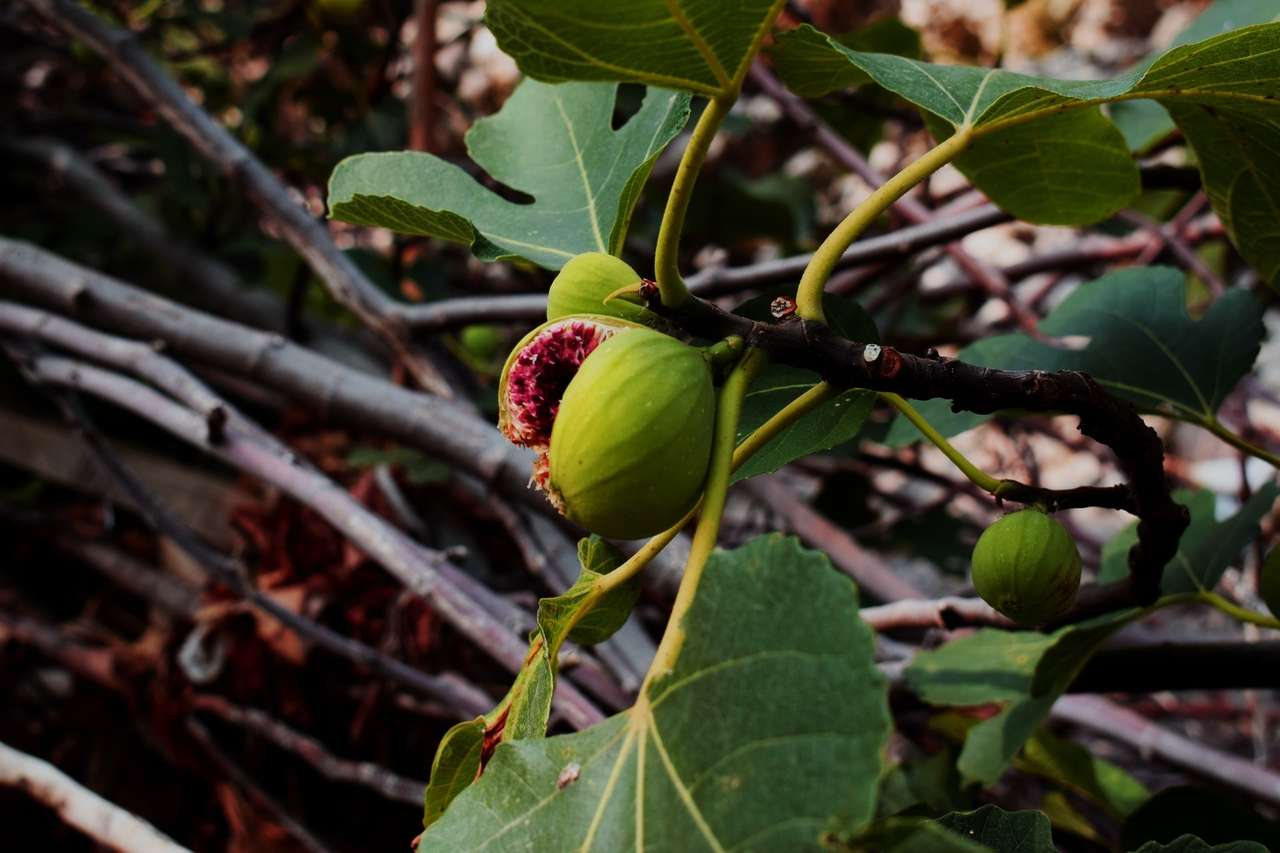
[497,316,714,538]
[970,508,1082,627]
[1261,547,1280,618]
[546,253,658,326]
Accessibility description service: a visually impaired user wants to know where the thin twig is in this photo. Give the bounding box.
[190,695,425,806]
[185,719,338,853]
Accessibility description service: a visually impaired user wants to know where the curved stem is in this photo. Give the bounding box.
[654,96,733,309]
[643,349,767,683]
[1199,590,1280,630]
[593,376,831,601]
[795,126,974,322]
[882,392,1001,493]
[735,381,835,461]
[1203,416,1280,469]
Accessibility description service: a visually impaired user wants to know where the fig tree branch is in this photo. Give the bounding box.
[654,294,1188,609]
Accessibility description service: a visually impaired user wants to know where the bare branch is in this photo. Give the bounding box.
[0,136,287,333]
[654,294,1187,610]
[8,346,604,727]
[20,0,452,394]
[0,238,537,504]
[397,205,1012,331]
[1052,695,1280,808]
[744,476,924,603]
[0,740,191,853]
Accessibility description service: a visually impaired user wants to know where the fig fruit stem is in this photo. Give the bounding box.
[590,375,832,602]
[882,391,1002,493]
[642,348,768,684]
[795,125,975,323]
[1200,415,1280,469]
[654,94,734,310]
[1190,590,1280,630]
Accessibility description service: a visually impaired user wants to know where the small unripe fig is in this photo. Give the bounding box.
[1261,547,1280,618]
[547,253,658,326]
[971,508,1082,627]
[497,315,714,539]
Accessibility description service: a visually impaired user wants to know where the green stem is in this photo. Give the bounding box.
[654,95,733,309]
[592,376,830,602]
[643,349,766,683]
[882,392,1002,493]
[795,126,974,322]
[1198,590,1280,630]
[1203,416,1280,469]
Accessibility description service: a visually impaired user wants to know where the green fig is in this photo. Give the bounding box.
[546,253,658,326]
[971,508,1082,627]
[497,315,713,538]
[1261,547,1280,618]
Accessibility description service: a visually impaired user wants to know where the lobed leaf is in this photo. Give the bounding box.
[420,535,891,850]
[1098,484,1280,594]
[884,266,1264,446]
[329,80,689,269]
[485,0,786,95]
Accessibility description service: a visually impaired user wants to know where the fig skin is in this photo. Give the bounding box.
[546,253,658,326]
[970,508,1082,627]
[548,327,715,539]
[1262,547,1280,618]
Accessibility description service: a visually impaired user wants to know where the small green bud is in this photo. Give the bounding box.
[547,253,658,326]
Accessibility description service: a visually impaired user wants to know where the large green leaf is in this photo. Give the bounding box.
[1098,484,1279,594]
[485,0,785,96]
[419,535,891,850]
[1111,0,1280,152]
[1131,840,1269,853]
[328,80,689,269]
[904,629,1058,706]
[884,266,1265,446]
[1122,785,1280,851]
[906,611,1139,787]
[1018,729,1149,819]
[850,818,990,852]
[937,805,1055,853]
[773,22,1280,279]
